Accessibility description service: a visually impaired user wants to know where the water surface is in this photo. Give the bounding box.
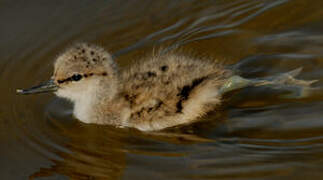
[2,0,323,179]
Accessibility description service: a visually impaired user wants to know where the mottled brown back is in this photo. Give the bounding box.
[121,52,231,130]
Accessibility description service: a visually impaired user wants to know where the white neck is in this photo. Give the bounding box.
[73,94,96,123]
[56,77,119,124]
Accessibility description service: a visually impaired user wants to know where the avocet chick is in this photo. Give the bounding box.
[17,43,316,131]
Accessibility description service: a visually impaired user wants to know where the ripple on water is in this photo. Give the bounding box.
[2,0,323,179]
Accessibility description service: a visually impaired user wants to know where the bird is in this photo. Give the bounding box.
[16,43,316,131]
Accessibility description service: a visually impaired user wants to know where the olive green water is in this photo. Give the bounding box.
[2,0,323,179]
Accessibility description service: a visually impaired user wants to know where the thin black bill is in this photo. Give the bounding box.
[16,79,58,95]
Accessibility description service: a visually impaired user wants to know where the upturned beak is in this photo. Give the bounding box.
[16,79,58,95]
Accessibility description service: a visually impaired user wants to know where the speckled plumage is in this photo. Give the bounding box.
[121,53,231,130]
[52,43,231,131]
[18,43,313,131]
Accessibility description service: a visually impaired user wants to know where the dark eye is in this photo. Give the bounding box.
[71,74,83,81]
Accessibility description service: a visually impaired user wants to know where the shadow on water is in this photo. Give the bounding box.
[2,0,323,179]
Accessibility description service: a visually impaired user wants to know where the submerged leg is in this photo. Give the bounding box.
[219,67,318,98]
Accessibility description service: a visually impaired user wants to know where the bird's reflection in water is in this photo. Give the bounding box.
[28,108,231,179]
[28,119,127,179]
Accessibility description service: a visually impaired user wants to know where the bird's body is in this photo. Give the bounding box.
[17,43,315,131]
[56,44,231,131]
[119,53,231,130]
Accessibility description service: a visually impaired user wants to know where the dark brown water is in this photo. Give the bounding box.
[2,0,323,179]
